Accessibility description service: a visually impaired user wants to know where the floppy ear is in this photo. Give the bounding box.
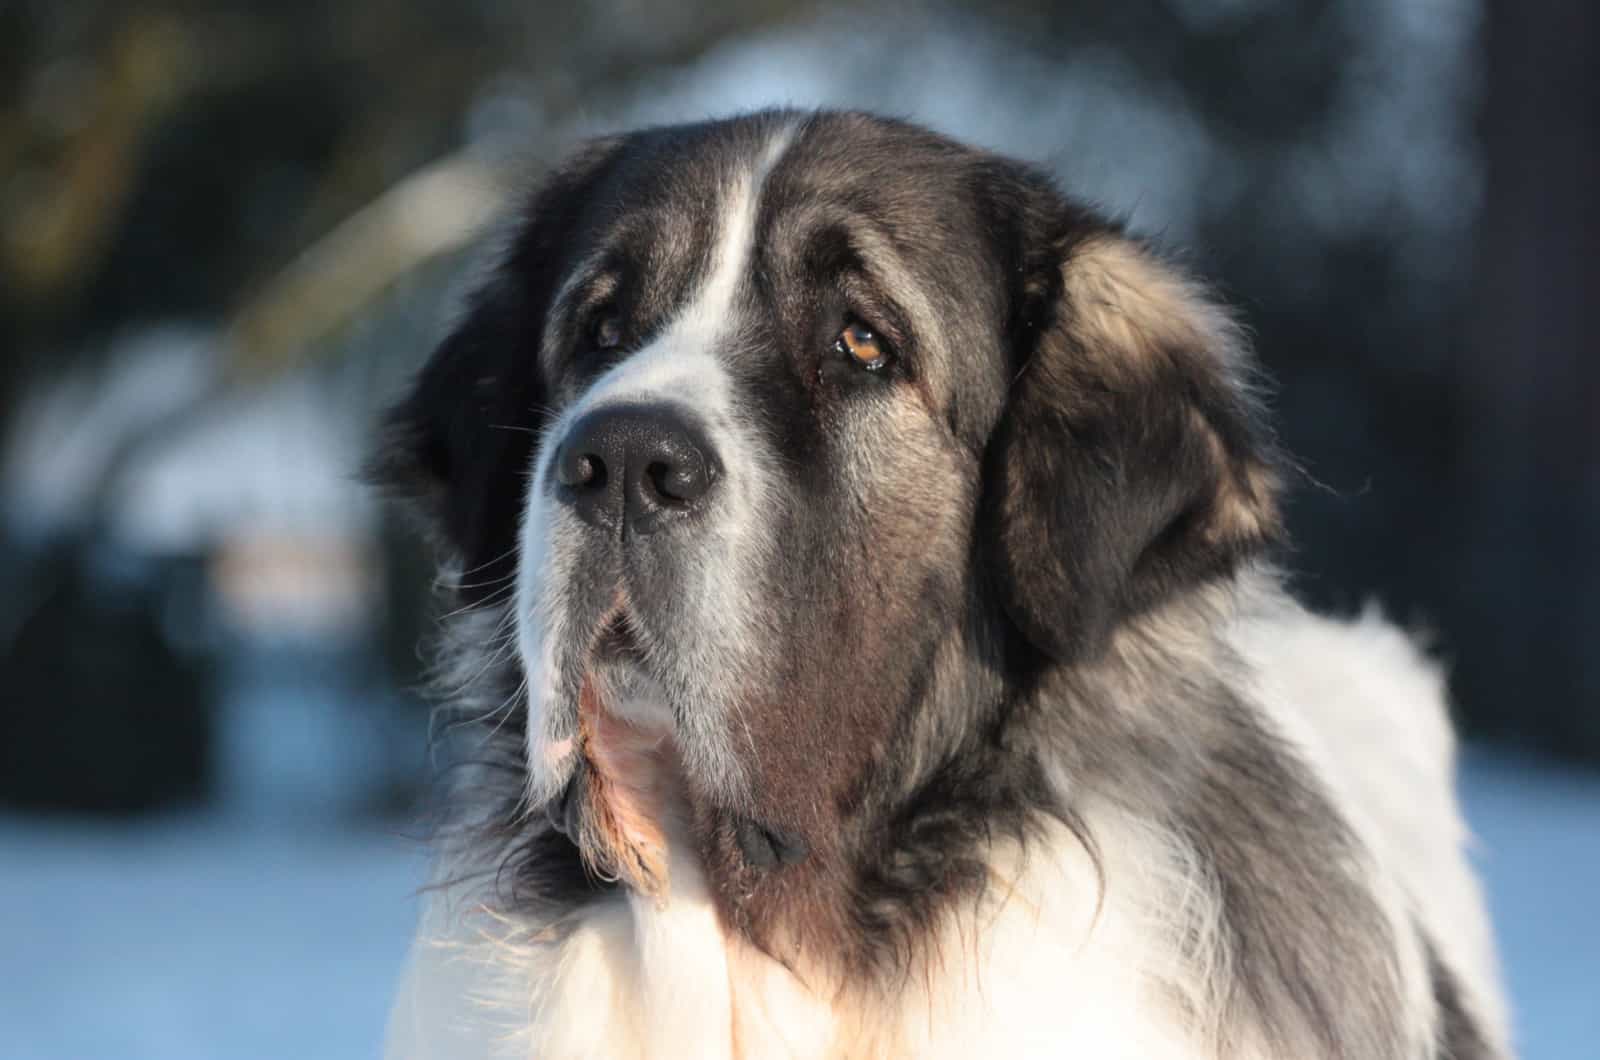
[985,218,1283,662]
[370,140,621,596]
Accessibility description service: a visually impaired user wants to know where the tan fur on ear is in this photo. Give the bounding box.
[1191,405,1281,546]
[1063,234,1281,548]
[1063,236,1238,376]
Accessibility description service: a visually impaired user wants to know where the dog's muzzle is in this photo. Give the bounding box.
[553,402,721,537]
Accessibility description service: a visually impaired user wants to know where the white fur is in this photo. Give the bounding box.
[391,801,1239,1059]
[390,592,1502,1059]
[515,121,797,809]
[1235,599,1510,1055]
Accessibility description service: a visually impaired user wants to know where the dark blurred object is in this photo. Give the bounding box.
[1452,0,1600,756]
[0,539,211,813]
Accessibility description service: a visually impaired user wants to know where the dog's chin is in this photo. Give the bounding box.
[534,615,693,896]
[587,616,675,731]
[524,603,661,794]
[527,596,794,893]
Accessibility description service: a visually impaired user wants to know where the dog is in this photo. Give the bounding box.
[374,110,1509,1059]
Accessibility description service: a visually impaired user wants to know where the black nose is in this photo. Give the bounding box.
[554,403,720,534]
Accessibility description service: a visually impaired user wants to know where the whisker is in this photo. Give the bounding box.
[454,544,522,580]
[448,567,519,592]
[436,581,518,621]
[431,610,522,700]
[482,674,531,745]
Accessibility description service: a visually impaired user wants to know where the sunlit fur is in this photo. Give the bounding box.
[376,111,1510,1059]
[391,581,1509,1058]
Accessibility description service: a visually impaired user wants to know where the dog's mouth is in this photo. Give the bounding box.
[538,596,812,892]
[544,603,684,896]
[592,608,647,666]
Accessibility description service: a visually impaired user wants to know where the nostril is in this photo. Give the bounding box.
[558,448,606,490]
[582,456,608,490]
[553,405,718,531]
[645,457,706,506]
[649,461,694,505]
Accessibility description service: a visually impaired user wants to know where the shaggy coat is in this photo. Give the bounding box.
[375,110,1509,1059]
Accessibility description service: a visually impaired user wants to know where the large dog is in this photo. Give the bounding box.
[375,110,1508,1058]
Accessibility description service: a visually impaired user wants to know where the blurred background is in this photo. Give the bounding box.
[1,0,1595,1056]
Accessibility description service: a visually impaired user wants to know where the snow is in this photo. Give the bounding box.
[0,817,428,1060]
[100,375,375,555]
[0,752,1593,1058]
[1,327,215,539]
[1460,752,1600,1059]
[1,327,376,557]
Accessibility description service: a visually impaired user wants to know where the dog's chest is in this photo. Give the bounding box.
[525,846,835,1060]
[510,830,1210,1060]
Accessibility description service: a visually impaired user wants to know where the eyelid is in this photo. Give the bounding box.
[568,272,622,327]
[592,312,623,348]
[837,275,909,356]
[845,309,889,341]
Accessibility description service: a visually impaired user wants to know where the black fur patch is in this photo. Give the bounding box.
[733,816,810,870]
[1426,936,1493,1060]
[369,137,627,592]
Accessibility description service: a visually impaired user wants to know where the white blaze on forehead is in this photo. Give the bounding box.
[538,123,797,384]
[541,121,798,418]
[665,124,796,354]
[515,122,796,806]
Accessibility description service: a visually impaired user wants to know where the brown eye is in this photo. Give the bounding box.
[834,321,892,372]
[594,315,622,350]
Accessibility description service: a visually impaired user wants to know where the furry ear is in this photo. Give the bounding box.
[985,223,1282,662]
[370,140,622,593]
[370,276,537,583]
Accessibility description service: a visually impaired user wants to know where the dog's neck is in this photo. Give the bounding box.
[404,573,1428,1059]
[416,798,1251,1060]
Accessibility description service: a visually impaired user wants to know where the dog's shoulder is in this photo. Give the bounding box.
[1231,594,1510,1055]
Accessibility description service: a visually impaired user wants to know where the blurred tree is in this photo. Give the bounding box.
[0,544,212,812]
[1,0,819,387]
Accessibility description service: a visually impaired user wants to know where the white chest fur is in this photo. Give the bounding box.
[387,602,1507,1060]
[387,810,1245,1060]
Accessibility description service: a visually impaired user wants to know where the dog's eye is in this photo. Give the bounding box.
[593,314,623,351]
[834,321,893,373]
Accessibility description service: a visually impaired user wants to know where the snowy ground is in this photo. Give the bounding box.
[1458,752,1600,1058]
[0,817,429,1060]
[1,752,1594,1059]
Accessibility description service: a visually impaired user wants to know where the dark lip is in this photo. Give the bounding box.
[590,604,647,665]
[539,586,651,760]
[546,757,588,838]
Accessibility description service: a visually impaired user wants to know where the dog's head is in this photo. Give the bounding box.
[376,111,1279,940]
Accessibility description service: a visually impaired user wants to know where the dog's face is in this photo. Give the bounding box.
[377,111,1278,946]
